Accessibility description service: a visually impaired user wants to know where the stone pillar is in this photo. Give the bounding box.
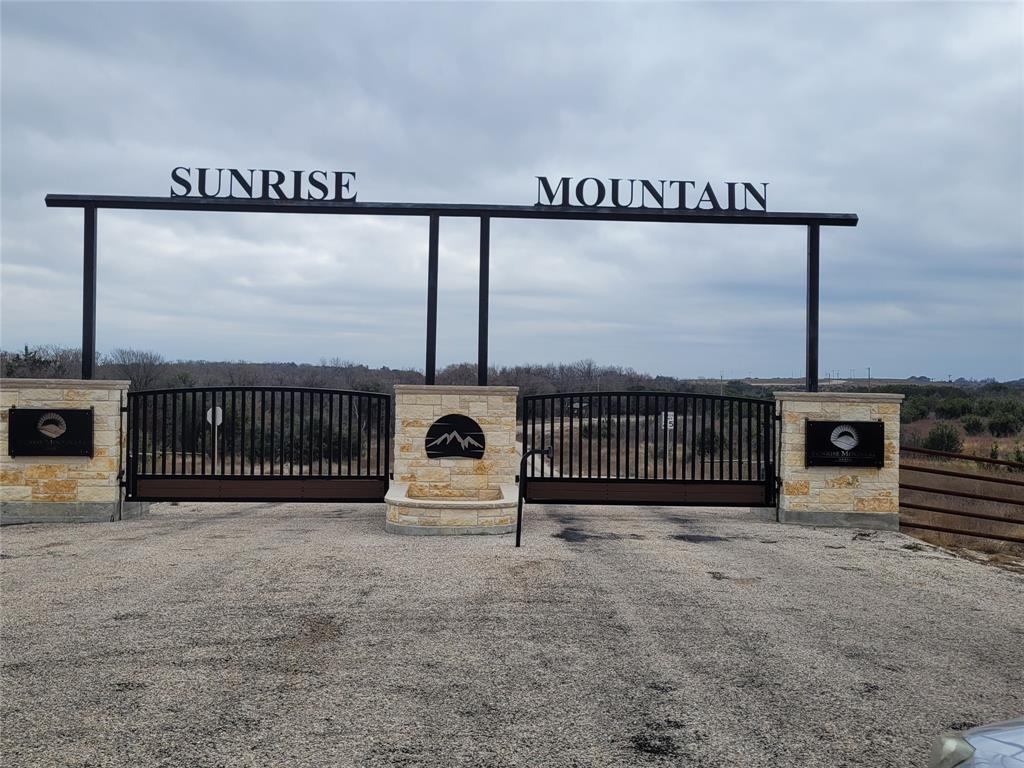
[386,384,519,534]
[1,378,142,525]
[775,391,903,530]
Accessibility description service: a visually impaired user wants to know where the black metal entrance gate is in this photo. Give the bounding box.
[125,387,391,502]
[522,392,776,506]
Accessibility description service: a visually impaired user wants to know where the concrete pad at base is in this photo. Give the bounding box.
[778,508,899,531]
[0,501,148,525]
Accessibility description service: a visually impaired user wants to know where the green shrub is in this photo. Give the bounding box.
[988,414,1022,438]
[901,397,929,424]
[922,423,963,453]
[934,398,973,419]
[962,415,985,436]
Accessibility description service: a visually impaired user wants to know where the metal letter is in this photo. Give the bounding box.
[536,176,571,206]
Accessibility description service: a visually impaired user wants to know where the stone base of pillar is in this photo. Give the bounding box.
[0,500,147,525]
[775,391,904,530]
[384,482,518,535]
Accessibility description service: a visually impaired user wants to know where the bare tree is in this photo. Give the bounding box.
[105,348,166,390]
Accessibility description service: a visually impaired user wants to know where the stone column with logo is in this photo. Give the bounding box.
[386,384,519,535]
[775,391,903,530]
[1,378,143,524]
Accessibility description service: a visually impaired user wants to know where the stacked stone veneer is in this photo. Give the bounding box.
[393,385,519,500]
[1,379,141,524]
[776,391,903,530]
[386,385,520,535]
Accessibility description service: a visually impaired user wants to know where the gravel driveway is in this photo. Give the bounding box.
[2,502,1022,767]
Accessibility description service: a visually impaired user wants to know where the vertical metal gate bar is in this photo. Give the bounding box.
[347,394,353,477]
[358,395,365,477]
[385,397,392,479]
[596,395,602,479]
[689,397,697,481]
[327,393,334,477]
[579,397,585,478]
[239,390,245,476]
[587,395,593,478]
[662,398,668,480]
[151,394,158,474]
[261,391,267,476]
[700,397,706,480]
[130,394,139,491]
[716,399,722,481]
[737,400,744,480]
[756,403,763,480]
[645,395,652,480]
[200,391,206,475]
[230,390,236,476]
[633,395,640,479]
[374,397,380,479]
[567,397,573,479]
[610,397,618,481]
[561,399,569,479]
[317,392,324,476]
[288,391,295,476]
[672,395,678,480]
[539,399,546,478]
[749,403,757,481]
[170,393,177,476]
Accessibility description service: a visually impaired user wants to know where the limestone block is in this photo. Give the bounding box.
[31,479,78,501]
[0,485,32,501]
[855,496,898,513]
[783,480,810,496]
[818,489,854,506]
[1,468,25,485]
[825,475,860,489]
[451,474,488,491]
[62,389,111,402]
[77,485,117,503]
[25,464,68,481]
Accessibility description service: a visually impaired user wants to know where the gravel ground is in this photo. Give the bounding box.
[2,502,1022,768]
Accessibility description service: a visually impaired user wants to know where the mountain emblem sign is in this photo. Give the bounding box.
[425,414,486,459]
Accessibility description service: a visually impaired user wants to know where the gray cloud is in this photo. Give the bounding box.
[2,1,1021,379]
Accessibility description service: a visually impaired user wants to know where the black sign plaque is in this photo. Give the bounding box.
[425,414,486,459]
[805,420,884,468]
[7,408,94,458]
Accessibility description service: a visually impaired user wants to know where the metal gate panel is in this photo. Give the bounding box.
[126,387,391,503]
[522,391,775,507]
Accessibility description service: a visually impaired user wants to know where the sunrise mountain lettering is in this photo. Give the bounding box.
[536,177,768,211]
[170,167,356,201]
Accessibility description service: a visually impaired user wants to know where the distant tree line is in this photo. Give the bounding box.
[1,345,777,400]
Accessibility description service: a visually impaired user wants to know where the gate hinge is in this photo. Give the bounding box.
[121,406,129,413]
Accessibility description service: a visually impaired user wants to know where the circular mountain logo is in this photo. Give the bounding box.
[425,414,486,459]
[36,412,67,439]
[829,424,859,451]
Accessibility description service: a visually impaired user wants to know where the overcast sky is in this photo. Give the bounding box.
[2,1,1022,380]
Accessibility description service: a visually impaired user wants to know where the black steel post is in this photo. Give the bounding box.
[82,206,98,380]
[806,224,820,392]
[477,216,490,386]
[516,446,551,547]
[425,214,439,385]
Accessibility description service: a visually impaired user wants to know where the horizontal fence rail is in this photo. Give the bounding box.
[126,387,391,502]
[899,447,1024,548]
[521,392,775,507]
